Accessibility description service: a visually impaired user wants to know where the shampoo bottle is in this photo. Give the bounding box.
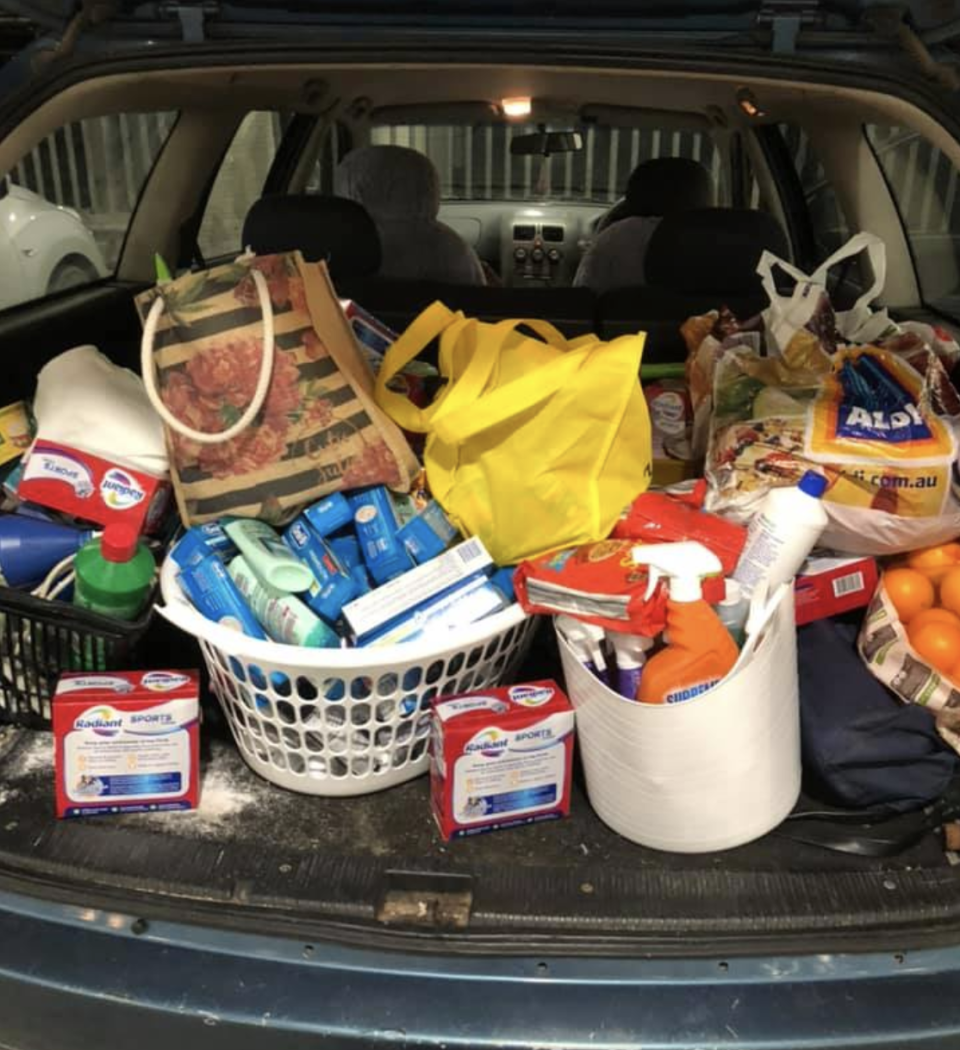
[634,542,738,705]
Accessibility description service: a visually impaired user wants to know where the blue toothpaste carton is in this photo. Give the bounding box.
[397,501,459,564]
[328,533,362,572]
[283,517,357,623]
[348,486,413,585]
[304,493,354,538]
[176,554,266,640]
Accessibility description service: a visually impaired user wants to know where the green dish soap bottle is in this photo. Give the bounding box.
[74,524,155,621]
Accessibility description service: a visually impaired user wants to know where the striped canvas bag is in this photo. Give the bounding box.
[136,253,418,526]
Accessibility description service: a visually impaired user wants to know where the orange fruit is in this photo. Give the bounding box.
[910,621,960,675]
[883,567,935,624]
[908,543,960,584]
[908,607,960,639]
[940,567,960,616]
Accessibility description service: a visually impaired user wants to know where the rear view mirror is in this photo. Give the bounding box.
[510,131,583,156]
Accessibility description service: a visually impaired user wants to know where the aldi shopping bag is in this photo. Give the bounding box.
[374,303,652,565]
[137,253,418,525]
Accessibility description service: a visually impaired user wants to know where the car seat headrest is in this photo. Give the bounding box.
[623,157,713,217]
[335,145,441,222]
[241,195,382,280]
[645,208,790,296]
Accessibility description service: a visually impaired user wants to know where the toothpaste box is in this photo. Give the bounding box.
[53,670,200,819]
[794,554,879,626]
[430,680,575,840]
[19,440,172,535]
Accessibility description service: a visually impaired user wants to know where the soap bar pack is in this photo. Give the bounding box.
[430,680,575,841]
[53,670,200,819]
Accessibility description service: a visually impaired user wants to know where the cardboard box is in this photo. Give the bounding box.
[0,401,32,468]
[794,554,879,626]
[430,680,575,840]
[53,670,200,818]
[19,440,172,535]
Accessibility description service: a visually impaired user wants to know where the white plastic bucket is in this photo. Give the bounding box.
[158,556,538,797]
[557,589,801,852]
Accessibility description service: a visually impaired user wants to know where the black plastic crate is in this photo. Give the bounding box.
[0,584,156,728]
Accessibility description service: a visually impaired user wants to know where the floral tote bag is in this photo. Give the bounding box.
[136,252,419,525]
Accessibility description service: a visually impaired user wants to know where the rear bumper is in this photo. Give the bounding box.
[2,887,960,1050]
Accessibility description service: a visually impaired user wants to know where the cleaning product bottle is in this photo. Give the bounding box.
[607,631,654,699]
[0,514,94,587]
[714,578,749,648]
[733,471,829,599]
[73,523,155,620]
[634,542,738,705]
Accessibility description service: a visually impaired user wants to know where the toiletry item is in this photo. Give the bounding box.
[396,501,459,564]
[580,622,611,686]
[283,517,356,623]
[176,553,266,639]
[328,533,362,571]
[171,523,237,570]
[634,542,738,705]
[73,525,155,621]
[715,579,749,647]
[228,555,339,647]
[53,669,200,819]
[343,536,493,639]
[490,566,516,603]
[734,471,829,600]
[348,486,412,585]
[0,515,93,587]
[223,518,314,593]
[349,563,372,597]
[303,493,354,538]
[607,631,654,698]
[556,616,609,684]
[362,573,509,647]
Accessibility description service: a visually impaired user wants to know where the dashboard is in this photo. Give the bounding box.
[439,201,608,287]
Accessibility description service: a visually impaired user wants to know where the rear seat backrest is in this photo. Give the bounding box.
[242,194,382,281]
[597,207,791,362]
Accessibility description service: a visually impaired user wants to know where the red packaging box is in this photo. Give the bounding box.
[794,554,879,626]
[19,440,172,535]
[430,680,575,841]
[53,670,200,819]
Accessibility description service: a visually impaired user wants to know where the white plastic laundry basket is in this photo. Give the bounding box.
[558,586,801,852]
[159,557,537,796]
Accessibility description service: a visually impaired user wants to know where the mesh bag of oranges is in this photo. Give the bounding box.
[858,543,960,752]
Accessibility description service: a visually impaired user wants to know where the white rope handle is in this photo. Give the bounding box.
[141,266,275,445]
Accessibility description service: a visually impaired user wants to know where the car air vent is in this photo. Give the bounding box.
[513,224,536,241]
[542,225,564,242]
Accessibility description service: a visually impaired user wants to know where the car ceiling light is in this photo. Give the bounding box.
[737,88,765,119]
[502,97,532,119]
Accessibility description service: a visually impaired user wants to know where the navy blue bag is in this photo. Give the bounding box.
[799,617,959,814]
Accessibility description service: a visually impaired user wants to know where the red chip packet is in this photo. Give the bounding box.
[514,487,745,634]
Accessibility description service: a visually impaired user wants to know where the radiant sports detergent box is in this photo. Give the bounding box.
[53,670,200,819]
[430,680,575,840]
[19,441,172,535]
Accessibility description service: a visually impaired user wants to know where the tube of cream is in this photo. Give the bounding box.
[177,554,266,640]
[228,556,340,648]
[223,518,314,593]
[606,631,654,700]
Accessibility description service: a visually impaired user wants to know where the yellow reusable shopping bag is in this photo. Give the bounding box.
[375,303,652,565]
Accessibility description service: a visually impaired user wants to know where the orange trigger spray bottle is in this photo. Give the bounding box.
[634,542,738,705]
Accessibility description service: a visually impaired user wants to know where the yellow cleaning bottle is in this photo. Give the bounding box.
[634,542,739,705]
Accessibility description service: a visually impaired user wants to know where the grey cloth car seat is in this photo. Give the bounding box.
[574,157,713,294]
[335,145,485,285]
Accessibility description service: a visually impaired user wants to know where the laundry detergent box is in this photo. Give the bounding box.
[19,440,172,535]
[53,670,200,819]
[430,680,575,841]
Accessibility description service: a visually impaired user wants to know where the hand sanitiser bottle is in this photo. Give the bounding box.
[733,471,829,599]
[634,542,738,705]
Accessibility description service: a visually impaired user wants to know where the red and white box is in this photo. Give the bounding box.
[430,680,575,841]
[53,670,200,819]
[18,440,172,535]
[794,554,879,626]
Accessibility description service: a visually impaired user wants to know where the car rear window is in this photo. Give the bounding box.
[2,111,176,308]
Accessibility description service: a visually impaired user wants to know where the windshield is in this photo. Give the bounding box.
[370,122,728,204]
